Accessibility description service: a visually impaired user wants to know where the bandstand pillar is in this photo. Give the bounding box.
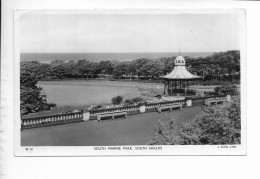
[170,81,173,95]
[167,81,170,95]
[164,81,168,95]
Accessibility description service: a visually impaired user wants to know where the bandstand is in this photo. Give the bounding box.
[163,56,202,96]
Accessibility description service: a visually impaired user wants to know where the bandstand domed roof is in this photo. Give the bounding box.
[163,56,201,80]
[174,56,186,66]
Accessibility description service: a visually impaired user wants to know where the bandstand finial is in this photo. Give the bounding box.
[179,48,181,56]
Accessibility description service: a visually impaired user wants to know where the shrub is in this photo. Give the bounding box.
[132,97,143,103]
[138,101,148,106]
[204,92,219,96]
[214,84,238,96]
[149,95,241,145]
[124,99,135,105]
[186,89,196,95]
[111,96,123,105]
[154,95,162,98]
[197,91,205,97]
[148,119,180,145]
[124,97,143,106]
[178,96,240,145]
[190,79,240,86]
[214,86,222,94]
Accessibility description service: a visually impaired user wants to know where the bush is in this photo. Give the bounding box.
[124,97,143,106]
[149,95,241,145]
[178,96,240,145]
[204,92,219,96]
[191,79,240,86]
[138,101,148,106]
[154,95,162,98]
[124,99,135,105]
[214,84,238,96]
[148,119,180,145]
[111,96,123,105]
[186,89,196,95]
[132,97,143,103]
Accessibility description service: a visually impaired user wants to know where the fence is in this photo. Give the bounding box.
[21,95,228,130]
[21,112,83,129]
[145,100,186,112]
[89,105,140,120]
[186,95,226,106]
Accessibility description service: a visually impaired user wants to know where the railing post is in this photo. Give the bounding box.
[139,106,146,113]
[83,111,90,121]
[226,95,231,102]
[186,99,192,107]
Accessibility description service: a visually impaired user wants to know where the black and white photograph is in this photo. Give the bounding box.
[4,0,260,178]
[14,9,246,155]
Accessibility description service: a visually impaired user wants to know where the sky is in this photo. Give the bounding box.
[19,12,242,53]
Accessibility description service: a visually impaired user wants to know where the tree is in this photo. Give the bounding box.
[20,62,40,87]
[113,62,129,78]
[140,60,165,79]
[19,50,240,82]
[161,57,176,74]
[129,58,151,77]
[149,96,241,145]
[20,86,56,114]
[87,62,99,78]
[20,62,56,115]
[91,62,100,77]
[50,63,66,79]
[62,61,78,78]
[76,59,89,78]
[99,61,115,76]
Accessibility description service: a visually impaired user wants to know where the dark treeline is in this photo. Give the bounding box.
[21,50,240,82]
[20,50,240,115]
[20,62,56,115]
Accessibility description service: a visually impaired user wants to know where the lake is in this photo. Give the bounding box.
[37,80,163,106]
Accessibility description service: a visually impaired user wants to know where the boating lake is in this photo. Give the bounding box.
[37,80,163,106]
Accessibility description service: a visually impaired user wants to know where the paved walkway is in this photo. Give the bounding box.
[21,106,202,146]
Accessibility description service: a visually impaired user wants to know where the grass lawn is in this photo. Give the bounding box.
[21,106,202,146]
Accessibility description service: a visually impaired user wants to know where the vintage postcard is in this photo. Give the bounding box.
[14,9,246,156]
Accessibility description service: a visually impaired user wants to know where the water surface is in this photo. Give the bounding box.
[37,80,163,106]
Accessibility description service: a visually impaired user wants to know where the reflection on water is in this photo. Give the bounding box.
[37,80,163,106]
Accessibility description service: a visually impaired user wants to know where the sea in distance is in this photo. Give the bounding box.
[21,52,214,62]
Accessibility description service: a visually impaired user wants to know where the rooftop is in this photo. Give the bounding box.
[163,56,201,80]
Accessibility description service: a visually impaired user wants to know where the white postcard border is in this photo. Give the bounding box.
[13,9,247,156]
